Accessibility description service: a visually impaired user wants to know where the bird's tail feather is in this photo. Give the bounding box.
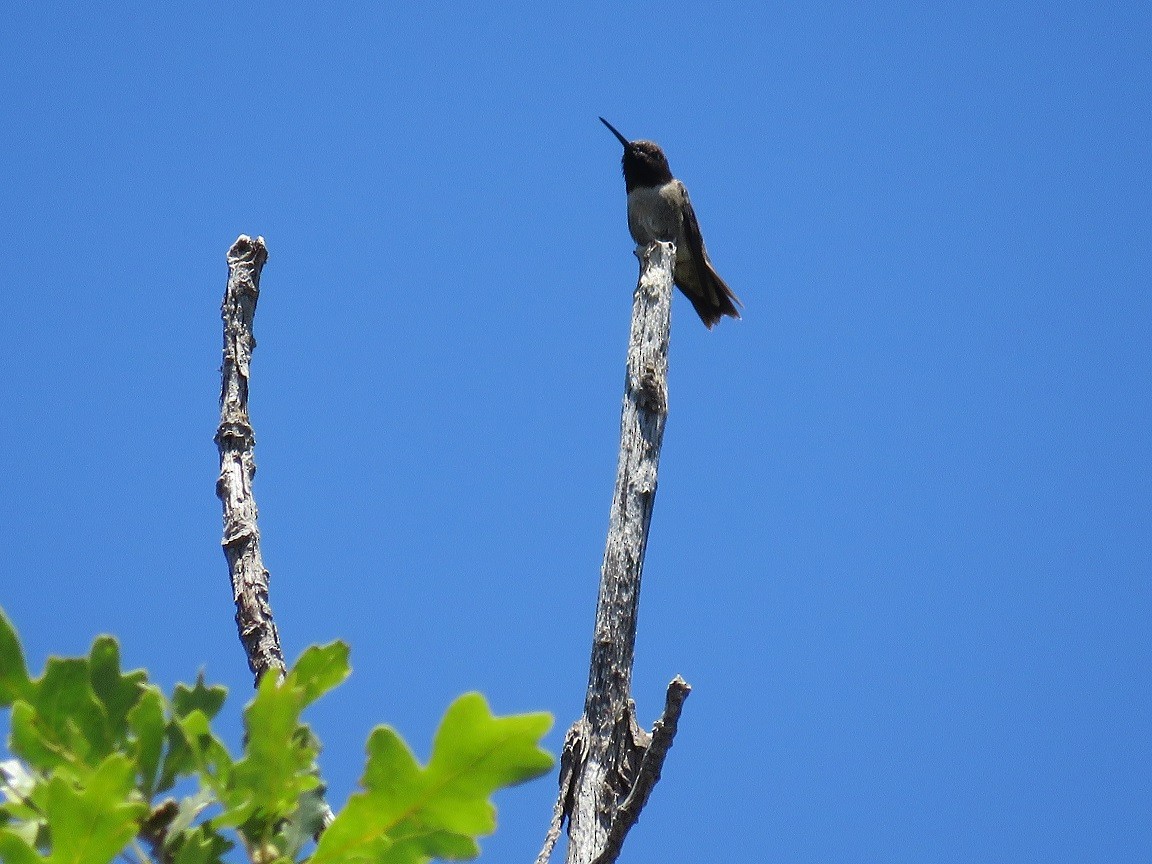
[687,263,742,329]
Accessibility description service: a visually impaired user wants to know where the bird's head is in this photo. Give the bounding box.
[600,117,674,192]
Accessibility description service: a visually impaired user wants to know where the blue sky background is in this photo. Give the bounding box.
[1,2,1149,862]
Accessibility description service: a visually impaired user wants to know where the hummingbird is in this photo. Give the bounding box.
[599,117,742,328]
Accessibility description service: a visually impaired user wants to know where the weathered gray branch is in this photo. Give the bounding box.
[539,241,690,864]
[214,236,336,839]
[215,235,285,683]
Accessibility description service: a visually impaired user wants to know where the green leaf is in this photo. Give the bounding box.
[126,687,165,796]
[286,642,350,707]
[172,674,227,721]
[161,787,216,850]
[178,711,234,794]
[0,828,43,864]
[375,830,478,864]
[9,702,72,776]
[157,703,235,796]
[169,825,232,864]
[5,628,168,791]
[312,693,553,864]
[31,658,111,766]
[156,721,196,796]
[421,693,554,828]
[225,673,319,835]
[0,607,32,707]
[275,785,331,859]
[87,638,146,743]
[0,765,45,845]
[156,732,192,795]
[37,754,147,864]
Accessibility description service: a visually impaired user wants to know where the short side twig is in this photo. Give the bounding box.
[590,676,691,864]
[535,723,584,864]
[538,242,690,864]
[215,235,285,684]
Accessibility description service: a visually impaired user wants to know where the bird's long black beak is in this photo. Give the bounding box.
[599,117,632,150]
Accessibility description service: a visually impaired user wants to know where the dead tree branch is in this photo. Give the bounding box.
[214,236,336,838]
[215,235,285,684]
[538,241,690,864]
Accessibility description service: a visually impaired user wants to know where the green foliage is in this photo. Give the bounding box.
[312,694,554,864]
[0,608,553,864]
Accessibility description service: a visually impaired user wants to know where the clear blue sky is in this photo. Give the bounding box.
[2,3,1149,862]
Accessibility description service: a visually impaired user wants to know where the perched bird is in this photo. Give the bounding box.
[600,117,742,328]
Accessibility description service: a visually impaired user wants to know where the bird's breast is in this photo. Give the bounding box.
[626,183,682,246]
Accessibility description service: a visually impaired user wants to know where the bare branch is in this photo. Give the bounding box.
[538,242,690,864]
[212,237,336,840]
[584,240,672,735]
[215,235,285,684]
